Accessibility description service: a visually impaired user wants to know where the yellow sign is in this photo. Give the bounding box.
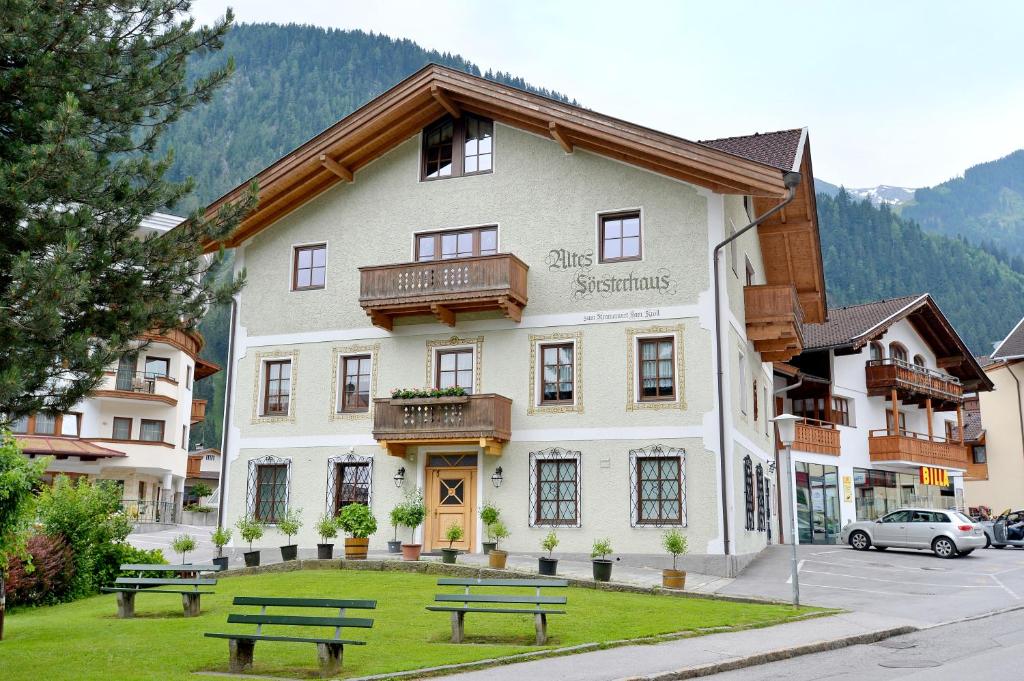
[842,475,853,502]
[919,466,950,487]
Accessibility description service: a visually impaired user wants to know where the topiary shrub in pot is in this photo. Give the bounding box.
[236,517,265,567]
[488,521,510,569]
[591,538,614,582]
[395,490,426,561]
[211,526,231,570]
[387,505,403,553]
[479,503,500,554]
[337,503,377,560]
[316,513,338,559]
[441,523,464,564]
[661,529,688,589]
[171,533,196,566]
[276,508,303,561]
[538,530,559,576]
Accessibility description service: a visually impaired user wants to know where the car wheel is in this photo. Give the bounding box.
[849,530,871,551]
[932,537,956,558]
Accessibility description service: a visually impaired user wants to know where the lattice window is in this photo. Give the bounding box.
[325,454,373,516]
[528,447,581,527]
[743,455,755,531]
[246,455,291,523]
[629,444,686,527]
[756,463,766,532]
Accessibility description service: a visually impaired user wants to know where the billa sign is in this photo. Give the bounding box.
[919,466,950,487]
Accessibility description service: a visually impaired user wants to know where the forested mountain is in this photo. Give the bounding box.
[818,190,1024,353]
[901,151,1024,259]
[815,179,915,207]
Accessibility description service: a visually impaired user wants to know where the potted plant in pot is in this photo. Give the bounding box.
[591,538,614,582]
[236,517,265,567]
[480,503,500,554]
[211,526,232,570]
[172,533,196,565]
[538,530,559,576]
[488,521,510,569]
[316,513,338,559]
[387,505,403,553]
[337,503,377,560]
[441,523,463,564]
[661,529,688,589]
[277,508,303,561]
[395,489,426,561]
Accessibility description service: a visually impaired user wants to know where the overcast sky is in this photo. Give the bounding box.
[191,0,1024,188]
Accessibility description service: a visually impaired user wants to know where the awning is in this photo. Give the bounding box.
[16,436,126,460]
[194,356,221,380]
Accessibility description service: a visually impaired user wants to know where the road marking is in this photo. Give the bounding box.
[989,573,1022,600]
[785,559,806,584]
[799,568,1000,589]
[797,581,936,597]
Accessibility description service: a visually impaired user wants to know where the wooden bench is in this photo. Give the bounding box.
[100,563,219,618]
[427,577,568,644]
[205,596,376,677]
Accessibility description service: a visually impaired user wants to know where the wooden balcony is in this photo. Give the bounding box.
[359,254,528,330]
[865,359,963,409]
[372,393,512,457]
[965,461,989,481]
[744,284,804,362]
[793,418,841,456]
[190,399,207,425]
[868,429,969,469]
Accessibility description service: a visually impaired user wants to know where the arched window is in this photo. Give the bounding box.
[889,342,908,363]
[869,342,883,362]
[913,354,926,368]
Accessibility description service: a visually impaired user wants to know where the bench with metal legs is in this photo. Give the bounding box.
[427,578,568,644]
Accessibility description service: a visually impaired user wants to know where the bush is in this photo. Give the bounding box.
[662,529,688,570]
[211,526,232,557]
[316,514,338,543]
[490,521,509,549]
[390,386,467,399]
[190,482,213,499]
[171,534,197,563]
[114,545,166,578]
[276,508,302,544]
[35,477,134,597]
[541,530,559,557]
[479,503,499,541]
[183,503,212,513]
[444,523,463,549]
[4,534,76,606]
[236,517,264,551]
[337,503,377,539]
[591,538,613,560]
[392,490,426,544]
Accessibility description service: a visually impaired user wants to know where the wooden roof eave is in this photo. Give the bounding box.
[200,64,791,253]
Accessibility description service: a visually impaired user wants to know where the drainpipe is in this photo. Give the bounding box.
[1006,362,1024,466]
[713,171,802,555]
[216,296,238,529]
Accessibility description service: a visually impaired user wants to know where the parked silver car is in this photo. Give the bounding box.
[841,508,986,558]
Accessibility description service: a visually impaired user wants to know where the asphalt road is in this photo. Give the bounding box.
[705,605,1024,680]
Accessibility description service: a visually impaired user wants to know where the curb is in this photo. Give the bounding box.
[624,625,918,680]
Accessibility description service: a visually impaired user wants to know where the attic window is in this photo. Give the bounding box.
[422,115,493,180]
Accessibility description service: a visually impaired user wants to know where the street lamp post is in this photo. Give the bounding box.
[772,413,801,609]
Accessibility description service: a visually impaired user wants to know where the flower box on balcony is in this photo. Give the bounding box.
[389,396,470,406]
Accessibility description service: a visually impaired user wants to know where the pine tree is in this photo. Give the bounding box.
[0,1,256,417]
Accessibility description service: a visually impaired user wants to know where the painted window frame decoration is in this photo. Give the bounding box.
[628,444,686,528]
[246,454,292,525]
[325,453,373,516]
[743,455,755,531]
[329,344,379,421]
[425,336,483,394]
[528,447,582,528]
[626,325,685,411]
[528,331,584,415]
[251,350,299,424]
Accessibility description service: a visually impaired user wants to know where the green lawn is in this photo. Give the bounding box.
[2,568,822,680]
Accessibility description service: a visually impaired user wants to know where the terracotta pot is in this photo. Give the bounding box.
[243,550,260,567]
[345,537,369,560]
[662,569,686,590]
[592,559,613,582]
[317,543,334,560]
[212,556,229,571]
[538,556,558,576]
[488,549,508,569]
[441,548,459,564]
[401,543,422,561]
[280,544,298,561]
[387,540,402,553]
[481,542,497,555]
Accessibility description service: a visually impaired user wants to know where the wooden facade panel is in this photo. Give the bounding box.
[868,431,970,468]
[794,420,841,456]
[744,284,804,362]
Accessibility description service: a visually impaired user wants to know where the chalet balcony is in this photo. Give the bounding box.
[965,461,989,482]
[359,254,528,330]
[792,418,841,456]
[190,398,208,425]
[865,359,963,409]
[744,284,804,362]
[93,370,178,406]
[868,429,970,469]
[372,393,512,457]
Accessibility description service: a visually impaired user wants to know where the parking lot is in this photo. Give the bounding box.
[723,543,1024,626]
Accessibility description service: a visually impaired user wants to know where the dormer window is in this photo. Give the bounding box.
[421,115,493,180]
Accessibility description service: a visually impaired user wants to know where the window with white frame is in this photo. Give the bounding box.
[629,445,686,527]
[529,447,581,527]
[326,454,373,516]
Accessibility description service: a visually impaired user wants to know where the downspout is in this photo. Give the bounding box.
[713,171,802,555]
[216,296,238,529]
[1006,362,1024,465]
[771,377,804,544]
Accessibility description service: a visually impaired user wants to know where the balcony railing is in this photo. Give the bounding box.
[372,393,512,456]
[359,254,528,330]
[190,398,207,425]
[793,418,841,456]
[868,429,969,468]
[113,370,164,393]
[865,359,963,405]
[94,370,178,406]
[744,284,804,362]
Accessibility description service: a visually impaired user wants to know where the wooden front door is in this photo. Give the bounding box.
[425,465,477,553]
